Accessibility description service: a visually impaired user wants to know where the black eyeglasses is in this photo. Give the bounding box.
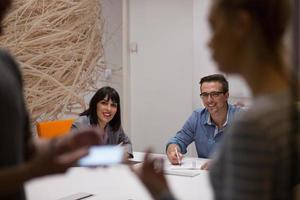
[200,91,225,99]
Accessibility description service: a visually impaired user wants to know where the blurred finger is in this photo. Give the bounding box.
[71,127,104,146]
[153,158,164,174]
[56,148,89,167]
[200,162,209,170]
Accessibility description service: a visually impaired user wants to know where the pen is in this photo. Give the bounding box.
[175,147,181,165]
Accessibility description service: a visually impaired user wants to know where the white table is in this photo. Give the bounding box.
[25,152,213,200]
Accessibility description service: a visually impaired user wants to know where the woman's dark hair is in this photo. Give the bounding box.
[80,86,121,132]
[217,0,291,50]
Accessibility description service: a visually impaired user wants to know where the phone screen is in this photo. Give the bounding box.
[78,145,124,166]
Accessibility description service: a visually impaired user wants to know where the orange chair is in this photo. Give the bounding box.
[36,119,75,139]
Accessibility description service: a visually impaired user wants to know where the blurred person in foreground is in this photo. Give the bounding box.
[0,1,105,199]
[133,0,300,199]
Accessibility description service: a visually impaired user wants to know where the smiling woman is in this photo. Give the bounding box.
[72,86,133,158]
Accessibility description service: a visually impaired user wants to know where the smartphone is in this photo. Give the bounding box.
[78,145,124,167]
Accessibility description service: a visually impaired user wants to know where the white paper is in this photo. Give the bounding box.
[164,169,201,177]
[167,160,199,170]
[163,159,203,177]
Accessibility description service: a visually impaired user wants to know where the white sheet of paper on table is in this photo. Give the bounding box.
[167,160,199,170]
[163,159,203,177]
[164,169,201,177]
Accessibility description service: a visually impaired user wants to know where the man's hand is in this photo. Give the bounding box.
[166,144,183,165]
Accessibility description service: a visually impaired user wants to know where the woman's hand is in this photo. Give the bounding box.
[131,150,173,200]
[29,127,105,178]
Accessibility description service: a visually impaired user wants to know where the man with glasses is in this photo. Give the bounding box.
[166,74,241,169]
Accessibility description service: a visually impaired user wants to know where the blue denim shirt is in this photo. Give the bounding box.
[167,104,241,158]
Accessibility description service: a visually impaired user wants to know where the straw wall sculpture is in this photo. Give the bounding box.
[0,0,105,122]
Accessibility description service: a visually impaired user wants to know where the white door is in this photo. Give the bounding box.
[128,0,194,154]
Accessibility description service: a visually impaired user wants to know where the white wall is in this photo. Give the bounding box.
[100,0,123,98]
[128,0,194,154]
[192,0,217,109]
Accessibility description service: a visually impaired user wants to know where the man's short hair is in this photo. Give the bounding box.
[199,74,229,93]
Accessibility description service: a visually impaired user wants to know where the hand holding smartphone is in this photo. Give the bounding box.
[78,145,125,167]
